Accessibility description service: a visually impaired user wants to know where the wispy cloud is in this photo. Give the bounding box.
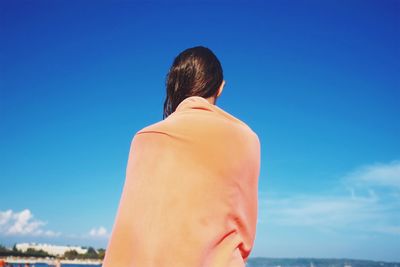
[263,194,378,227]
[0,209,60,237]
[88,226,109,238]
[344,160,400,190]
[259,160,400,235]
[1,209,110,244]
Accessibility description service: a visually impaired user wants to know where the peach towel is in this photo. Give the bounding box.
[103,96,261,267]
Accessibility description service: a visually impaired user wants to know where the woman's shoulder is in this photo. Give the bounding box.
[212,104,259,142]
[136,120,167,134]
[131,104,260,148]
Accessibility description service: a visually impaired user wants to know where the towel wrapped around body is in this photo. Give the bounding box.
[103,96,261,267]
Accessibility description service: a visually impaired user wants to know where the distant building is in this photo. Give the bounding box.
[16,243,88,256]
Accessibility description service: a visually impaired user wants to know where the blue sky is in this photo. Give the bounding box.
[1,0,399,262]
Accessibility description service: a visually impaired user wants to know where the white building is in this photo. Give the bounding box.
[16,243,88,256]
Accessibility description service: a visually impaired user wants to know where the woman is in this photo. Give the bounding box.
[103,46,261,267]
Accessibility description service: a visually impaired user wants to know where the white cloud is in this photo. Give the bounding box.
[263,194,379,227]
[0,209,109,239]
[43,230,61,237]
[344,160,400,190]
[258,160,400,235]
[0,209,60,237]
[88,226,108,238]
[0,210,13,225]
[1,209,109,242]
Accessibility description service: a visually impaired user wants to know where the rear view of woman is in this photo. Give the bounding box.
[103,46,261,267]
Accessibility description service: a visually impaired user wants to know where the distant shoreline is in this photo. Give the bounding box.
[1,256,102,265]
[247,257,400,267]
[3,256,400,267]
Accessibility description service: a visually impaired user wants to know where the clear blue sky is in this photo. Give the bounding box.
[1,0,399,262]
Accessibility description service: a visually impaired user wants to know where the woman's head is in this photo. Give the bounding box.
[163,46,224,119]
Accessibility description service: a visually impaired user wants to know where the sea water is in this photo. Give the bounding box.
[7,264,102,267]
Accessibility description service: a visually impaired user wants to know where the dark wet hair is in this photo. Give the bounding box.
[163,46,224,119]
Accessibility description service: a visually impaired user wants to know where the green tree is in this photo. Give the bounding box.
[0,245,9,253]
[84,247,98,259]
[97,248,105,260]
[63,249,80,260]
[25,248,50,257]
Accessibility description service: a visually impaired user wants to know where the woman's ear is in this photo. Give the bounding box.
[217,80,226,97]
